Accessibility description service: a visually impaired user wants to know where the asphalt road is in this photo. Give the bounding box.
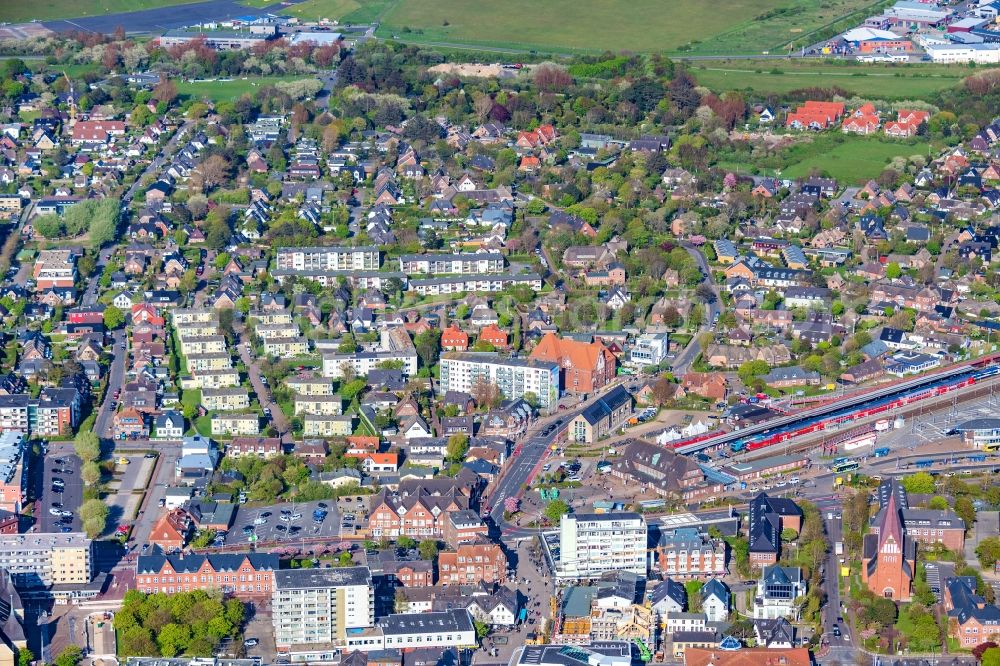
[671,243,720,375]
[96,330,127,440]
[37,444,82,533]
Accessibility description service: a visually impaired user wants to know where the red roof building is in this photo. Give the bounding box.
[441,325,469,351]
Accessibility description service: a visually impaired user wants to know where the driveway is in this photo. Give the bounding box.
[236,328,291,440]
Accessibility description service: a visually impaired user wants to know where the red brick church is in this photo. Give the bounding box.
[861,482,915,601]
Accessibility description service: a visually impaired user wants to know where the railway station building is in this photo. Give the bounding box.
[955,417,1000,450]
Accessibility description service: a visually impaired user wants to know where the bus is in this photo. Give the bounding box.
[832,460,860,473]
[915,459,934,469]
[832,456,849,466]
[873,447,890,458]
[984,442,1000,453]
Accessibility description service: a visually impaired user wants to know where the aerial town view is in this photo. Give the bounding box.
[0,1,999,666]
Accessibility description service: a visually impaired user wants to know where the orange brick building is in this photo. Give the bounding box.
[529,332,616,394]
[136,550,279,599]
[438,541,507,585]
[862,485,914,601]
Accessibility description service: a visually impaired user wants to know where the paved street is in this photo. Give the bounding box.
[95,329,127,439]
[672,243,720,375]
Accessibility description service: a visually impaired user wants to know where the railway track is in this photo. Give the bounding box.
[731,377,1000,462]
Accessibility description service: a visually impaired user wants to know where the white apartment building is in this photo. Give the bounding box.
[272,566,374,649]
[557,512,648,580]
[628,332,671,368]
[398,252,505,275]
[275,246,381,272]
[322,327,418,379]
[0,532,93,588]
[439,352,559,409]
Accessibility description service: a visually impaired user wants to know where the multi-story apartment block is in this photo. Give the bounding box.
[557,512,648,580]
[0,396,29,434]
[275,246,381,272]
[438,353,559,410]
[272,566,374,649]
[185,353,233,372]
[175,323,221,339]
[211,414,261,437]
[179,335,227,355]
[368,489,468,539]
[654,527,727,580]
[409,273,542,296]
[136,550,278,599]
[33,250,77,290]
[398,252,505,275]
[31,388,81,436]
[263,337,310,357]
[286,376,335,396]
[294,395,343,416]
[227,437,281,458]
[303,414,353,437]
[438,541,507,586]
[0,532,93,587]
[322,328,418,379]
[753,566,806,620]
[629,332,671,368]
[201,388,251,412]
[189,368,241,390]
[172,308,220,325]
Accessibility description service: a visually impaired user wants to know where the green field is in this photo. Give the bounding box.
[0,0,204,23]
[691,60,974,98]
[780,137,933,181]
[277,0,395,22]
[176,76,309,102]
[364,0,880,54]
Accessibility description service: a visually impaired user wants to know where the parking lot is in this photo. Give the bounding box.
[877,392,1000,449]
[38,443,82,533]
[223,500,343,547]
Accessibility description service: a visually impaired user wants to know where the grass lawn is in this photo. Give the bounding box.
[780,136,934,182]
[375,0,878,54]
[175,76,313,102]
[276,0,396,22]
[0,0,204,23]
[690,60,973,98]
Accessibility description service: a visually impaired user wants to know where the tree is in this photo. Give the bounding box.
[103,304,125,330]
[471,377,502,410]
[886,262,902,280]
[397,536,417,550]
[473,618,490,640]
[973,642,998,662]
[54,646,82,666]
[976,536,1000,569]
[81,461,101,485]
[74,430,101,463]
[954,496,976,533]
[901,472,935,494]
[17,648,33,666]
[80,499,109,538]
[33,214,63,238]
[737,360,769,385]
[446,434,469,464]
[544,499,570,523]
[152,78,178,106]
[418,539,439,561]
[651,378,677,405]
[414,329,441,368]
[695,283,716,303]
[928,496,948,510]
[195,155,231,192]
[983,647,1000,666]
